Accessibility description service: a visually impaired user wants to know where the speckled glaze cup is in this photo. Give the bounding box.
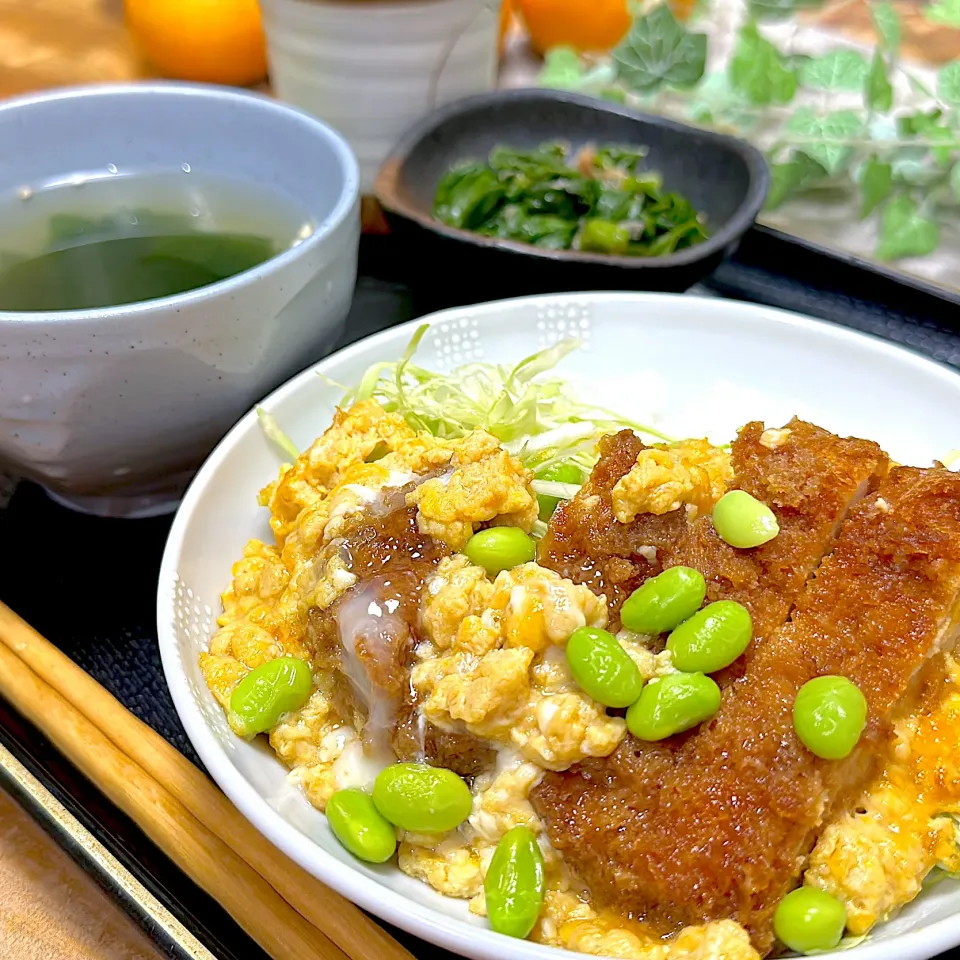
[0,83,359,518]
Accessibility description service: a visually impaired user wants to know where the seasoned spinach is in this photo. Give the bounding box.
[432,141,708,256]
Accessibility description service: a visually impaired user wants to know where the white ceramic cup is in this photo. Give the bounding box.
[0,83,360,519]
[260,0,501,192]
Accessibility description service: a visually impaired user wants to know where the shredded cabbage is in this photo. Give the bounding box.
[337,323,672,478]
[256,406,299,462]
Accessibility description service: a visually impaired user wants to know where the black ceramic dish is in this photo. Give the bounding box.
[375,88,769,306]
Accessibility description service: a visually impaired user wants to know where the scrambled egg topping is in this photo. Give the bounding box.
[805,655,960,934]
[414,557,624,769]
[407,431,538,549]
[200,401,535,728]
[612,439,732,523]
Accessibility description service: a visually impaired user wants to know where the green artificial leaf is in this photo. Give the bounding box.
[926,0,960,28]
[951,162,960,201]
[928,127,957,166]
[539,46,587,90]
[800,50,869,91]
[876,194,940,260]
[872,2,901,53]
[938,60,960,105]
[865,50,894,111]
[899,109,957,165]
[612,5,707,92]
[730,23,798,104]
[859,157,893,217]
[898,109,942,136]
[785,108,863,175]
[891,146,942,185]
[748,0,825,21]
[766,152,829,209]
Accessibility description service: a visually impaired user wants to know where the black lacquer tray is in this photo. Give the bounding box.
[3,232,960,960]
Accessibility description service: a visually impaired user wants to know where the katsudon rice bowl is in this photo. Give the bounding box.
[163,296,960,960]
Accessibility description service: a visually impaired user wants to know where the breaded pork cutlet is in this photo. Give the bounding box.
[307,502,495,778]
[533,466,960,954]
[539,418,888,634]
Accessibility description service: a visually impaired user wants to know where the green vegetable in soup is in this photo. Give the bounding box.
[432,141,707,257]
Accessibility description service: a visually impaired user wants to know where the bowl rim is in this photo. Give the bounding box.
[159,291,960,960]
[374,88,771,270]
[0,81,360,326]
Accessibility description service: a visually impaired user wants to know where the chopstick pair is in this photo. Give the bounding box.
[0,602,414,960]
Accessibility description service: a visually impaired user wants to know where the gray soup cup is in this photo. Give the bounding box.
[0,82,359,518]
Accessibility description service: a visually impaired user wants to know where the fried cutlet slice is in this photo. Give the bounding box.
[539,420,888,633]
[533,466,960,955]
[659,419,888,677]
[308,503,495,778]
[537,429,688,620]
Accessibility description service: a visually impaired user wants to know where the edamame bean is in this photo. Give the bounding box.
[793,676,867,760]
[620,566,707,635]
[773,887,847,954]
[485,826,546,939]
[229,656,313,737]
[326,789,397,864]
[464,527,536,575]
[536,461,583,521]
[666,600,752,674]
[712,490,780,549]
[565,626,644,708]
[372,763,472,833]
[626,672,720,741]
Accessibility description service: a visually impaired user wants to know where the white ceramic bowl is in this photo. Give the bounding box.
[0,83,359,519]
[159,292,960,960]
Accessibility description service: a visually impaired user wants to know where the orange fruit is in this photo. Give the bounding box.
[516,0,631,54]
[126,0,268,87]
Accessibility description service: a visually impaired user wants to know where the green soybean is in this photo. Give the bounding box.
[773,887,847,954]
[626,672,720,741]
[712,490,780,549]
[565,626,644,708]
[229,656,313,737]
[535,461,582,521]
[793,676,867,760]
[464,527,536,576]
[326,789,397,864]
[485,826,546,939]
[620,567,707,635]
[372,763,473,833]
[666,600,752,674]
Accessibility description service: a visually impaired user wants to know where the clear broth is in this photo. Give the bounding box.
[0,172,313,312]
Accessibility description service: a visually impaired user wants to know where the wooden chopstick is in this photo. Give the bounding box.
[0,602,414,960]
[0,638,349,960]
